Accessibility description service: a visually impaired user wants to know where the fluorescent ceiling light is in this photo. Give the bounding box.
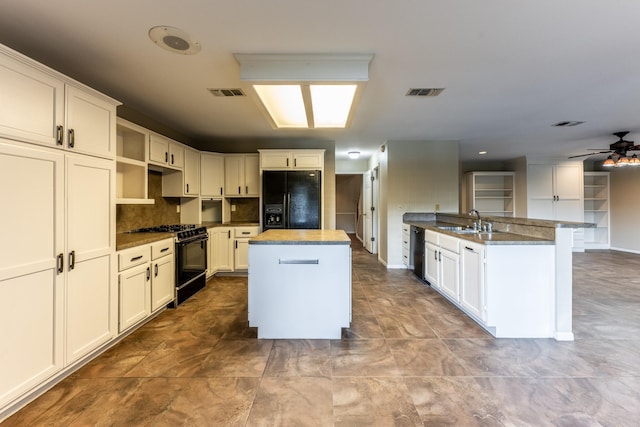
[253,85,308,128]
[348,151,360,159]
[235,53,373,129]
[310,85,357,128]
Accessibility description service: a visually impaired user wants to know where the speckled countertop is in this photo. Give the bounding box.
[116,232,174,251]
[250,229,351,245]
[201,221,260,228]
[404,221,554,245]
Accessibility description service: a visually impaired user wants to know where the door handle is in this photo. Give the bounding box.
[154,264,159,277]
[186,183,189,193]
[56,126,64,146]
[146,267,150,281]
[67,128,75,148]
[69,250,75,270]
[57,253,64,274]
[165,152,168,163]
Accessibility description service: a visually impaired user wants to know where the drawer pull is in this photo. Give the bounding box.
[279,259,319,265]
[160,247,169,253]
[242,231,250,235]
[130,255,143,262]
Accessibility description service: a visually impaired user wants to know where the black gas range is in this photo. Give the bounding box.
[132,224,208,306]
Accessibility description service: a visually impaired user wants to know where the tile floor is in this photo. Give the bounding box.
[4,238,640,426]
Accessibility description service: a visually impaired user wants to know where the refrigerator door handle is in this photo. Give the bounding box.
[287,192,291,228]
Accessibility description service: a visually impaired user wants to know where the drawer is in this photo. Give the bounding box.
[151,238,174,260]
[425,230,439,245]
[439,234,460,254]
[234,226,260,238]
[118,245,150,271]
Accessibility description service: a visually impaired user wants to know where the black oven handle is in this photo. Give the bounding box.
[176,235,209,245]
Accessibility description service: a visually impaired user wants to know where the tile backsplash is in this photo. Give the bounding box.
[229,198,260,222]
[116,171,180,233]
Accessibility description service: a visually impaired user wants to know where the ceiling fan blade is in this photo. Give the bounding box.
[568,151,612,159]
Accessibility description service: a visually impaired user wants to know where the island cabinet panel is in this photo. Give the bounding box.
[248,244,351,339]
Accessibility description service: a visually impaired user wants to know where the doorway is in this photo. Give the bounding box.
[362,166,378,254]
[335,174,362,237]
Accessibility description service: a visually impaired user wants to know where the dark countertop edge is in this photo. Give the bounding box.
[116,232,174,251]
[404,221,554,245]
[434,213,594,229]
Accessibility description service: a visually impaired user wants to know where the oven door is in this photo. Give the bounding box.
[176,236,207,288]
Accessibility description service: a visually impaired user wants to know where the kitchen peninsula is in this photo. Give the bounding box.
[248,230,351,339]
[404,212,591,341]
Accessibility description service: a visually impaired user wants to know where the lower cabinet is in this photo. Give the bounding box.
[460,241,486,321]
[117,239,174,333]
[207,226,260,275]
[424,231,460,301]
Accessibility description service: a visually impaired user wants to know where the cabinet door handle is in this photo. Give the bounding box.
[154,264,159,277]
[146,267,150,281]
[56,126,64,146]
[438,251,441,262]
[57,253,64,274]
[235,240,238,249]
[434,250,438,261]
[67,129,75,148]
[286,158,289,167]
[69,250,75,270]
[220,187,223,195]
[130,255,143,262]
[171,154,175,164]
[228,230,231,239]
[186,183,189,193]
[245,185,248,194]
[465,246,476,252]
[165,152,168,163]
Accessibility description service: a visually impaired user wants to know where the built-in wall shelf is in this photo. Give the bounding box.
[583,172,610,249]
[116,118,154,204]
[464,172,515,217]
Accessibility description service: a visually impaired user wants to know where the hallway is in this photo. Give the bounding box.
[4,239,640,425]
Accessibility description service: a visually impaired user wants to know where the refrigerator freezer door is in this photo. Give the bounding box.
[288,170,321,229]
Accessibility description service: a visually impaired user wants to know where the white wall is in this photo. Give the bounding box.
[610,167,640,252]
[382,140,459,267]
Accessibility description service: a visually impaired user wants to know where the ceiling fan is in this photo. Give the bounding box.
[569,131,640,166]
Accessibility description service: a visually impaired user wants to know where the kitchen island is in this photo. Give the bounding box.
[248,229,351,339]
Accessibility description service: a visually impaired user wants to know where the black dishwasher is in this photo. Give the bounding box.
[410,226,425,281]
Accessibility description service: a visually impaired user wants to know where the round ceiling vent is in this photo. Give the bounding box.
[148,26,201,55]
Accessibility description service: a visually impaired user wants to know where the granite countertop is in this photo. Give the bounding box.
[201,221,260,228]
[116,232,174,251]
[250,229,351,245]
[404,221,553,245]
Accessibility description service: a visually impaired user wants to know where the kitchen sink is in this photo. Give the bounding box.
[436,225,501,235]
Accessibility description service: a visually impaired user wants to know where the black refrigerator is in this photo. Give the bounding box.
[262,170,321,230]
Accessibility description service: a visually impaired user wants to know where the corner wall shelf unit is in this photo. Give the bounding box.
[116,118,154,205]
[583,172,610,249]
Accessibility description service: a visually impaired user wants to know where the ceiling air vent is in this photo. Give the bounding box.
[552,121,585,127]
[406,88,444,97]
[208,88,246,97]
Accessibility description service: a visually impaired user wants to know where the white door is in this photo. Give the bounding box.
[362,167,378,254]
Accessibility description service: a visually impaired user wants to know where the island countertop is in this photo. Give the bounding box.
[249,229,351,245]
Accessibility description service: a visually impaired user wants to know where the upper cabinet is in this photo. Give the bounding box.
[0,44,118,158]
[526,161,583,222]
[259,149,324,170]
[162,146,200,197]
[225,154,259,197]
[116,118,153,204]
[148,133,184,170]
[201,152,225,198]
[464,172,515,217]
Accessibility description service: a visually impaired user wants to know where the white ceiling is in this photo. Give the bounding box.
[2,1,640,161]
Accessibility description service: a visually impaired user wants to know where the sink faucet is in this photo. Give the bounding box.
[468,209,481,229]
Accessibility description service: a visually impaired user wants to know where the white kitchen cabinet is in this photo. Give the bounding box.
[208,227,234,275]
[423,230,459,300]
[259,149,324,170]
[64,154,116,364]
[225,154,259,196]
[0,44,118,158]
[402,223,411,268]
[118,252,151,333]
[460,241,486,321]
[148,133,184,170]
[150,239,175,312]
[234,226,260,270]
[201,152,225,198]
[116,118,152,204]
[583,172,610,249]
[464,171,515,217]
[0,140,65,409]
[162,146,200,197]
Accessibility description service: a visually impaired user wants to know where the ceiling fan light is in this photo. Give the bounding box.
[603,156,615,167]
[618,156,630,166]
[630,154,640,165]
